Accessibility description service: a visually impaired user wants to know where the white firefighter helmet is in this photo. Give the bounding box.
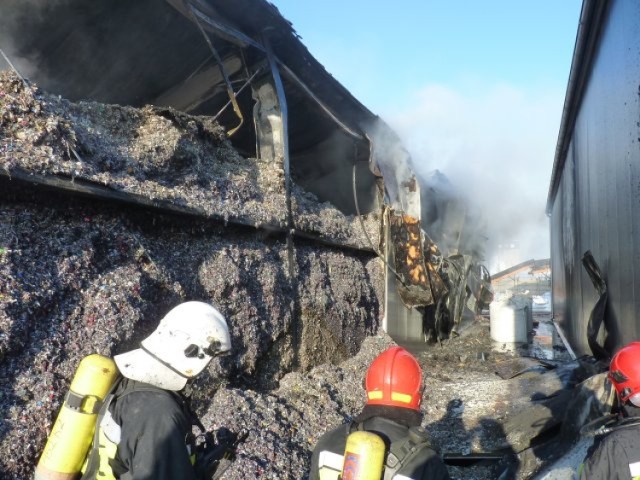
[114,301,231,391]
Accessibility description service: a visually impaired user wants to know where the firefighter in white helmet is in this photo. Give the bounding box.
[80,301,232,480]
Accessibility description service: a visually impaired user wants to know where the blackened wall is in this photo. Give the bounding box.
[550,0,640,356]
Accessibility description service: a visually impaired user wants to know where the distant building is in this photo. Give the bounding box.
[491,258,551,299]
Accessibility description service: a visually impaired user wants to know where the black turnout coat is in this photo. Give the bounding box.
[580,405,640,480]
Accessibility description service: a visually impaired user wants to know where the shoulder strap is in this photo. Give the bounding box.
[347,421,433,480]
[383,427,432,480]
[117,380,206,432]
[79,375,124,480]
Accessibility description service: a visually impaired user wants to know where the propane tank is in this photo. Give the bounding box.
[34,354,119,480]
[341,430,386,480]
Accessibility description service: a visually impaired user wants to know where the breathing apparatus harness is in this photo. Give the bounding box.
[346,420,433,479]
[81,377,247,480]
[579,413,640,438]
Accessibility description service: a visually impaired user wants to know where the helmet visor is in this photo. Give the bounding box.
[184,338,230,359]
[629,392,640,407]
[204,338,231,357]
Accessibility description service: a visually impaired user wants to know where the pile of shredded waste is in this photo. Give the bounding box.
[0,70,598,480]
[0,70,384,479]
[0,71,380,249]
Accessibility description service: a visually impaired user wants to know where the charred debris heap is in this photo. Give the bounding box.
[0,1,595,479]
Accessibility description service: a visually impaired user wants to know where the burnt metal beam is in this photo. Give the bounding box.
[213,65,264,121]
[172,1,260,49]
[188,3,244,135]
[174,1,366,142]
[277,62,364,141]
[0,169,375,254]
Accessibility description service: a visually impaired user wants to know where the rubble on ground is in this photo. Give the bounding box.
[0,70,593,479]
[195,316,589,480]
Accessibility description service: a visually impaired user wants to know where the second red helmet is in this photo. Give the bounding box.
[365,346,423,411]
[609,342,640,405]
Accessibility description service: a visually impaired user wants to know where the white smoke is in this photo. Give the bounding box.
[0,0,66,78]
[385,82,563,272]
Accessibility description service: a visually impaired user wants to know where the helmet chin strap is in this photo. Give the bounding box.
[140,344,192,380]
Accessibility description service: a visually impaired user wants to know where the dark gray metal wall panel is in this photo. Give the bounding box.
[551,0,640,356]
[551,141,591,353]
[550,182,567,339]
[384,221,424,342]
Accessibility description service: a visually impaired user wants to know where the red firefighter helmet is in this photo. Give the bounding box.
[365,346,423,411]
[609,342,640,405]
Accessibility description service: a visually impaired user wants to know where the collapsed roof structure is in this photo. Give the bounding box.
[0,0,492,343]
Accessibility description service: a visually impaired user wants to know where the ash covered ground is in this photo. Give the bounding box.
[0,71,589,479]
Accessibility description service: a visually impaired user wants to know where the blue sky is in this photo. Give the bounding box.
[274,0,583,269]
[273,1,582,109]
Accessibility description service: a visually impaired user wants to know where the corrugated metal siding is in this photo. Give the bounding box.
[551,0,640,356]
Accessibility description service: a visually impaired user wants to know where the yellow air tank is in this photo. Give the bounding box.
[34,354,119,480]
[341,430,386,480]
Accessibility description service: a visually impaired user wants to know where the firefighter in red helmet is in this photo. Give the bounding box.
[580,342,640,479]
[309,346,450,479]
